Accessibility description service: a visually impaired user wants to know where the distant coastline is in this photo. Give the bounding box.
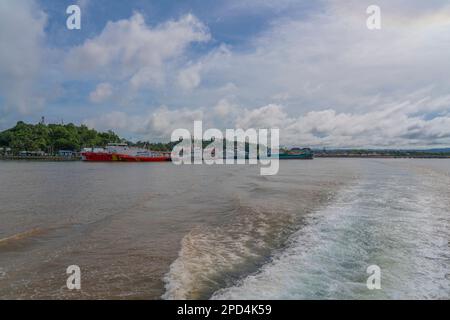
[1,121,450,161]
[0,155,81,161]
[315,154,450,159]
[2,151,450,161]
[314,149,450,159]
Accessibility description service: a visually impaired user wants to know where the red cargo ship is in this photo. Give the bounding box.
[81,143,171,162]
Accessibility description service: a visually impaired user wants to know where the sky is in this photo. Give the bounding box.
[1,0,450,148]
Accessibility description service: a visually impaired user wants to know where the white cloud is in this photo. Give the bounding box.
[3,1,450,148]
[89,83,113,103]
[177,63,203,91]
[0,0,47,114]
[147,106,205,137]
[84,111,136,132]
[84,105,205,139]
[257,96,450,148]
[85,93,450,148]
[66,13,210,91]
[198,0,450,116]
[236,104,290,129]
[214,99,238,118]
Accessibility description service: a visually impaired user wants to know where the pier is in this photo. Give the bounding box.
[0,155,81,161]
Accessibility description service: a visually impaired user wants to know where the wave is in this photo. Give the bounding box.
[162,198,298,299]
[211,184,365,299]
[211,168,450,299]
[0,227,47,248]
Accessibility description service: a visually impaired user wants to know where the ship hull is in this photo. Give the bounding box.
[115,154,171,162]
[82,152,170,162]
[82,152,114,161]
[279,154,313,160]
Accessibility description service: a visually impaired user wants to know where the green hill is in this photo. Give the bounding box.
[0,121,121,153]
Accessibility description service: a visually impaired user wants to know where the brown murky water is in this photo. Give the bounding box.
[0,159,448,299]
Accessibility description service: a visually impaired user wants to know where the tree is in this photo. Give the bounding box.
[0,122,123,154]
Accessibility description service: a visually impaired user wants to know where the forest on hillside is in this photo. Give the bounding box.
[0,121,121,153]
[0,121,180,153]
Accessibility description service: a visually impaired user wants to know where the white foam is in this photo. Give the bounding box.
[212,168,450,299]
[162,201,296,299]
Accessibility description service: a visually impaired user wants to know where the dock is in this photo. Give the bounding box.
[0,155,81,161]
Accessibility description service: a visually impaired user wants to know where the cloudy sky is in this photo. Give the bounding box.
[1,0,450,148]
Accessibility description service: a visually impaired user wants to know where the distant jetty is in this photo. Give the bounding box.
[315,154,450,159]
[314,150,450,159]
[0,155,81,161]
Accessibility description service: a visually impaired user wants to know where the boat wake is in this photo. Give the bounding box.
[162,198,298,299]
[211,166,450,299]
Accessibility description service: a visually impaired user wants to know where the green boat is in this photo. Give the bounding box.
[278,148,314,159]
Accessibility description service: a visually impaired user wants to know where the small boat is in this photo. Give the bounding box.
[81,143,171,162]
